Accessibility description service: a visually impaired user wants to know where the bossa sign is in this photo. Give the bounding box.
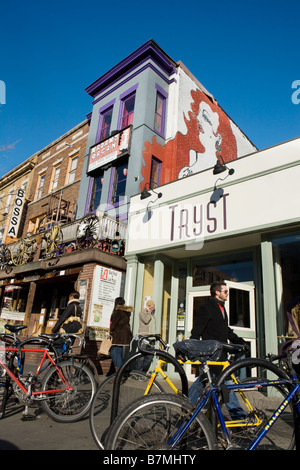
[7,189,26,238]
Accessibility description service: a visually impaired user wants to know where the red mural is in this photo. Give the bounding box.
[141,89,238,190]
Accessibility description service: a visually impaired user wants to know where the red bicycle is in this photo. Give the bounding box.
[0,342,96,423]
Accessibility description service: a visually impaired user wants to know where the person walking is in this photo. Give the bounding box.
[136,299,156,372]
[188,282,248,419]
[109,297,134,370]
[51,290,82,334]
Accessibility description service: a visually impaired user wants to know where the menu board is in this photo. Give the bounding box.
[88,266,125,339]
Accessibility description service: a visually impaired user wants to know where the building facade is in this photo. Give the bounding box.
[77,40,256,223]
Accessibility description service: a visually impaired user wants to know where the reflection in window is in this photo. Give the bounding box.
[192,253,253,287]
[150,157,161,189]
[90,173,104,212]
[154,91,166,135]
[99,107,113,141]
[120,93,135,129]
[67,156,78,184]
[229,288,250,328]
[36,173,46,199]
[110,161,128,205]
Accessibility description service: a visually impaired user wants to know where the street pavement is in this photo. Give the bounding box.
[0,400,99,450]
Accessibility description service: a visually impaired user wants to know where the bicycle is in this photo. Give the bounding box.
[104,338,297,450]
[0,338,96,423]
[1,325,99,385]
[89,334,245,449]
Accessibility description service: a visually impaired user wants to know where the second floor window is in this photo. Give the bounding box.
[90,173,104,212]
[99,107,113,141]
[150,157,161,189]
[154,91,166,135]
[67,156,78,184]
[120,93,135,129]
[110,160,128,205]
[36,173,46,199]
[51,165,61,191]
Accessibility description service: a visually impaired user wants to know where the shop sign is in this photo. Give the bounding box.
[7,189,26,238]
[88,266,125,334]
[87,126,132,173]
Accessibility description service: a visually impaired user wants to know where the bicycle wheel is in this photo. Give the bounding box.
[90,370,164,449]
[40,360,96,423]
[215,357,294,450]
[105,393,218,450]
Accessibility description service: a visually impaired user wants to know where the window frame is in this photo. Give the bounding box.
[108,158,128,208]
[118,85,138,130]
[150,156,162,189]
[36,173,46,200]
[89,172,104,213]
[96,101,115,143]
[51,164,61,191]
[153,84,168,138]
[66,155,78,184]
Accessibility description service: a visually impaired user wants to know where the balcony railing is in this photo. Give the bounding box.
[0,212,127,270]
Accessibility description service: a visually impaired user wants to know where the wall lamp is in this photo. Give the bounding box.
[213,155,235,176]
[140,183,163,202]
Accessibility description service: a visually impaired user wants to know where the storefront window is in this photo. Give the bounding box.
[272,233,300,334]
[141,261,154,310]
[192,252,253,287]
[0,285,29,322]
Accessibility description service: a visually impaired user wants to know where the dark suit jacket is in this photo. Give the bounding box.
[190,297,244,346]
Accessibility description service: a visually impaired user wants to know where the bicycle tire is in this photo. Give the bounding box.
[40,360,96,423]
[105,393,218,450]
[90,370,164,449]
[214,357,295,450]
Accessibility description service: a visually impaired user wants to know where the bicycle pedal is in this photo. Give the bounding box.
[21,414,37,421]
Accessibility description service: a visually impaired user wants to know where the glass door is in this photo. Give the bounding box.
[186,282,256,381]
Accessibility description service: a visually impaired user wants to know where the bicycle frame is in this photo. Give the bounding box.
[144,358,231,395]
[0,346,73,399]
[168,374,300,450]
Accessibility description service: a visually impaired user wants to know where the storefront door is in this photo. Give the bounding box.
[186,281,256,380]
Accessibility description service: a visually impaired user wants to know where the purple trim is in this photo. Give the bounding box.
[96,104,114,143]
[86,39,177,98]
[119,83,138,100]
[84,177,94,215]
[117,89,136,130]
[92,62,176,106]
[154,85,167,138]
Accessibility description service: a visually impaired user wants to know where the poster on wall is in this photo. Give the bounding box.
[88,266,125,340]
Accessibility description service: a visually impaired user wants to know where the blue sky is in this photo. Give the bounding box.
[0,0,299,177]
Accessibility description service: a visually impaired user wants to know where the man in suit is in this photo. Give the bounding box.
[188,282,247,419]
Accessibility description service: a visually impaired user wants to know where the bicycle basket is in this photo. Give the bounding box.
[173,339,223,362]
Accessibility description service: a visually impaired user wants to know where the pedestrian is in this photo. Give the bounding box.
[109,297,134,370]
[188,282,248,419]
[136,299,156,372]
[51,290,82,334]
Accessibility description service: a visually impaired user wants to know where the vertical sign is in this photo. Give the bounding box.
[7,189,26,238]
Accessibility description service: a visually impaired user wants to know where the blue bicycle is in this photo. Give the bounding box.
[104,340,299,450]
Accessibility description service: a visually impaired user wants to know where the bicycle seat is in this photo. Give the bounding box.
[222,343,245,354]
[4,324,27,333]
[40,333,61,341]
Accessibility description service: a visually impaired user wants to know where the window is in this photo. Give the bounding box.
[154,91,166,135]
[110,160,128,205]
[51,165,61,191]
[4,190,14,214]
[36,173,46,199]
[99,107,113,141]
[120,93,135,129]
[67,156,78,184]
[89,173,104,212]
[150,157,161,189]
